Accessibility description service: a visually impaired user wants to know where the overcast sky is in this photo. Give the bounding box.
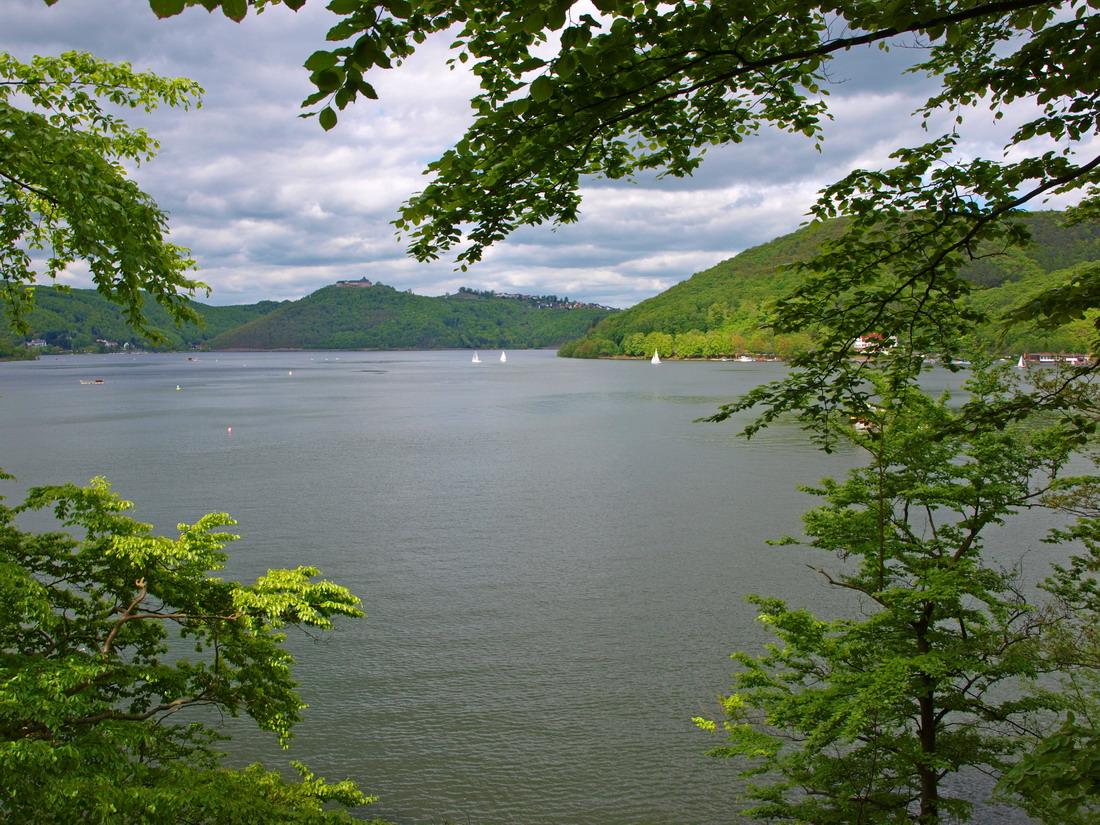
[4,0,1087,308]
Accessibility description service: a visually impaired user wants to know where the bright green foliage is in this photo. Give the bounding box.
[0,50,206,339]
[0,477,372,824]
[996,470,1100,823]
[695,369,1081,824]
[999,714,1100,824]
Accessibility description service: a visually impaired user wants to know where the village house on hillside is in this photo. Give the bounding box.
[853,333,898,352]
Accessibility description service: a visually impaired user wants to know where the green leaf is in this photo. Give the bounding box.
[318,106,338,131]
[0,476,367,820]
[304,50,339,72]
[313,68,344,93]
[149,0,186,17]
[555,52,577,78]
[219,0,247,21]
[530,75,553,102]
[387,0,412,18]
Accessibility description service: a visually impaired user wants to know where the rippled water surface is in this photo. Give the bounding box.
[0,350,1057,824]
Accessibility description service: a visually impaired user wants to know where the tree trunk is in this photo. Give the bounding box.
[917,681,939,824]
[916,610,939,825]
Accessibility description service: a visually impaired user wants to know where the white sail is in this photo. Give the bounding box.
[651,350,660,364]
[1017,354,1026,368]
[500,351,507,362]
[472,352,481,363]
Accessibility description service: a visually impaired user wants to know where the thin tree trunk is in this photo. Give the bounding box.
[916,610,939,825]
[917,681,939,825]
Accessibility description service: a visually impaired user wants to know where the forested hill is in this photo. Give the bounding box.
[206,283,615,350]
[7,288,284,352]
[559,211,1100,359]
[3,283,615,355]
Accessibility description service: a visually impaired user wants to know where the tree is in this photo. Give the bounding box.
[996,463,1100,824]
[694,367,1080,824]
[1,49,206,339]
[0,475,375,823]
[642,330,673,358]
[674,328,706,358]
[620,331,645,356]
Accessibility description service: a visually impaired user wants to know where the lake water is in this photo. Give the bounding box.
[0,350,1064,824]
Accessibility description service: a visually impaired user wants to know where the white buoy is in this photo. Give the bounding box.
[227,427,232,434]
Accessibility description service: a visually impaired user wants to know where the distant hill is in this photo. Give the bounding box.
[206,283,616,350]
[6,288,284,352]
[559,211,1100,358]
[2,282,616,355]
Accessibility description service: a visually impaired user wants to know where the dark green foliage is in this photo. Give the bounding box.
[207,284,615,350]
[5,288,283,351]
[0,338,36,361]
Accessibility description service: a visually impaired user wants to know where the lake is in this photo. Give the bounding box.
[0,350,1062,824]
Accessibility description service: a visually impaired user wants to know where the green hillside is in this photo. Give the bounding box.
[207,283,615,350]
[560,211,1100,359]
[5,288,283,352]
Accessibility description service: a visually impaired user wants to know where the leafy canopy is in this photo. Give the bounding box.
[0,476,372,823]
[696,367,1084,824]
[0,50,206,339]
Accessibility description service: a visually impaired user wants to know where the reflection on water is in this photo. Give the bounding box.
[0,351,1058,824]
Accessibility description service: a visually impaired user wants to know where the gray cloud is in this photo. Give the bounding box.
[3,0,1060,310]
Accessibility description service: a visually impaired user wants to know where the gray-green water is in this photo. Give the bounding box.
[0,350,1058,824]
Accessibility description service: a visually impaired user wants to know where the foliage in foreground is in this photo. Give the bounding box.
[0,476,373,824]
[0,50,206,339]
[696,366,1100,824]
[2,25,382,823]
[996,467,1100,823]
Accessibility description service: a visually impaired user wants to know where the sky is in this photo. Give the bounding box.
[3,0,1089,309]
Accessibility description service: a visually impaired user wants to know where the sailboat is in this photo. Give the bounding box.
[651,350,661,364]
[472,352,481,363]
[500,351,507,363]
[1016,354,1027,368]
